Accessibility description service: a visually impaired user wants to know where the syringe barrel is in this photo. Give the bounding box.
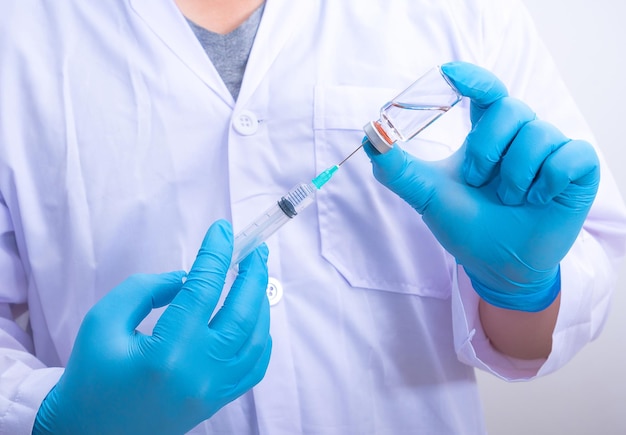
[231,183,317,266]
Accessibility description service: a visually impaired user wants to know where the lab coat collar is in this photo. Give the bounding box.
[235,0,307,106]
[129,0,307,108]
[129,0,232,105]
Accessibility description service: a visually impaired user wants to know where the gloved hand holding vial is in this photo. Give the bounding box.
[365,61,600,317]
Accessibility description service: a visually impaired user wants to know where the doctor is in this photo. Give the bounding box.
[1,0,626,434]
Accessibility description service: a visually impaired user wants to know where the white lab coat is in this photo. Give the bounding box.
[1,0,625,433]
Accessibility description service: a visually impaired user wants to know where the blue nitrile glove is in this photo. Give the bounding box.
[33,220,271,435]
[364,61,600,312]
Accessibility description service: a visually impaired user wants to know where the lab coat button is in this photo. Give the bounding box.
[266,277,283,306]
[233,110,258,135]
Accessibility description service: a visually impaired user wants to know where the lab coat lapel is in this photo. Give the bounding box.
[129,0,233,106]
[236,0,308,106]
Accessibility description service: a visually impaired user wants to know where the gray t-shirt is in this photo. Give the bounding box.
[186,5,265,100]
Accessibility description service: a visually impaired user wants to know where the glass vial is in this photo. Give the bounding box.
[363,65,462,154]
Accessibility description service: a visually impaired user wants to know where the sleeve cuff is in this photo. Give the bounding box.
[451,232,611,381]
[0,365,63,435]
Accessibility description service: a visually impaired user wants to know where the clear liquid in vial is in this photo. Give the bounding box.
[381,102,451,142]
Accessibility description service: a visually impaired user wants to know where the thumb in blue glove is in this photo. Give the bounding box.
[33,219,271,434]
[364,61,600,312]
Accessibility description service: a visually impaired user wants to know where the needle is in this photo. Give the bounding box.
[337,143,364,167]
[311,139,366,189]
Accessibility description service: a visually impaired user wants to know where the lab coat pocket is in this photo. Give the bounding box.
[313,85,456,300]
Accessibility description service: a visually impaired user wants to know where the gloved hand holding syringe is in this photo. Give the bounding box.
[231,65,462,266]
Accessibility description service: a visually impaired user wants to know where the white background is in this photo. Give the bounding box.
[477,1,626,434]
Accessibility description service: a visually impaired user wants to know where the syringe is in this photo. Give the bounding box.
[231,142,363,266]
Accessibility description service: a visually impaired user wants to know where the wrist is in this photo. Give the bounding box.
[466,266,561,312]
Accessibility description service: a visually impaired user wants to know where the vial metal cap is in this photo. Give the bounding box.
[363,121,394,154]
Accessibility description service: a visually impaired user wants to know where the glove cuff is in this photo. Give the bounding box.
[468,266,561,312]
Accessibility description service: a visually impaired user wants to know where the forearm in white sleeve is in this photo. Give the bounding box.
[0,326,63,434]
[0,200,63,434]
